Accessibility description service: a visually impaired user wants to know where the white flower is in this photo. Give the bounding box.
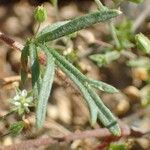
[26,97,33,103]
[24,103,29,107]
[13,95,20,101]
[11,89,34,115]
[14,102,21,106]
[21,90,27,97]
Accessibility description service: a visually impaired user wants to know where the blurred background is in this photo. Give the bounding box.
[0,0,150,149]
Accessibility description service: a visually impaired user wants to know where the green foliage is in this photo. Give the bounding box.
[65,51,78,63]
[29,43,40,87]
[30,6,121,136]
[108,143,127,150]
[114,20,134,50]
[6,0,147,139]
[135,33,150,54]
[8,121,24,136]
[41,45,120,136]
[0,0,148,142]
[21,43,29,85]
[127,57,150,69]
[90,51,120,67]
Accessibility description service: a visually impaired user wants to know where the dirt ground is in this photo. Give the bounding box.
[0,0,150,150]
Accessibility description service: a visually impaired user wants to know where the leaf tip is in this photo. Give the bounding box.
[115,9,122,15]
[109,124,121,136]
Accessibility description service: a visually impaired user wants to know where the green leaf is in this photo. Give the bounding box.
[114,20,134,50]
[44,46,120,136]
[43,46,118,93]
[108,143,127,150]
[37,21,69,37]
[86,85,120,136]
[54,57,98,126]
[21,43,29,85]
[29,43,40,87]
[36,50,55,128]
[87,79,119,93]
[90,51,120,67]
[56,55,120,136]
[127,57,150,68]
[135,33,150,54]
[9,121,24,136]
[36,9,121,43]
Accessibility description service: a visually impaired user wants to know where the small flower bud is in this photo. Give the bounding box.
[21,90,27,97]
[14,95,20,101]
[14,102,21,106]
[11,89,34,115]
[135,33,150,54]
[24,103,29,107]
[34,6,47,23]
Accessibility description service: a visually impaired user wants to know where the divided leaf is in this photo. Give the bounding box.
[86,86,120,136]
[44,46,118,94]
[44,46,120,136]
[19,5,122,136]
[87,79,119,93]
[90,51,120,67]
[54,56,99,126]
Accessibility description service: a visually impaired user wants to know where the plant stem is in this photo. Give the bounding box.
[110,22,120,49]
[54,0,59,21]
[35,23,41,36]
[0,111,15,122]
[0,31,24,51]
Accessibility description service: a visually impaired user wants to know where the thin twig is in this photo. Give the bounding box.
[0,121,146,150]
[0,32,24,51]
[0,124,130,150]
[0,74,31,88]
[110,22,120,49]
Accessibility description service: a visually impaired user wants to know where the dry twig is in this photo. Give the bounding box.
[0,32,24,51]
[1,122,146,150]
[0,124,131,150]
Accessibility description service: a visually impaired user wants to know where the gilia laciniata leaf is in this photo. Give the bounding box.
[42,45,121,136]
